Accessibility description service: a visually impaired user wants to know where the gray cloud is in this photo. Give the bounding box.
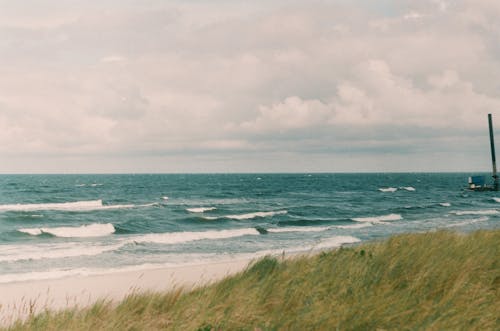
[0,0,499,172]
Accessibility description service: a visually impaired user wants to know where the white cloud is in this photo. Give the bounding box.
[0,0,499,172]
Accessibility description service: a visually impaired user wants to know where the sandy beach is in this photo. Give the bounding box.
[0,258,252,326]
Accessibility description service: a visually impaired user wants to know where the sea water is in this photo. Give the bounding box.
[0,173,498,283]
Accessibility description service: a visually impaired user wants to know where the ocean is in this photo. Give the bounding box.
[0,173,498,284]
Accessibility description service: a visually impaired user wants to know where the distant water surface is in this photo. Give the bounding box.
[0,173,497,283]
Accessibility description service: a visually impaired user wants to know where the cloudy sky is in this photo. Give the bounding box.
[0,0,499,173]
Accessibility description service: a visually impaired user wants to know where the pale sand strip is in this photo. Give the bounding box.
[0,258,251,326]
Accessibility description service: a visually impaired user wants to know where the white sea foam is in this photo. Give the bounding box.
[18,228,43,236]
[130,228,260,245]
[378,187,398,192]
[400,186,416,191]
[162,196,169,201]
[336,223,373,229]
[225,210,288,220]
[492,197,500,203]
[352,213,402,224]
[201,210,288,221]
[313,236,361,249]
[201,216,218,221]
[0,200,103,212]
[0,200,157,212]
[452,209,499,216]
[439,202,451,207]
[267,226,330,233]
[444,216,489,228]
[187,207,217,213]
[0,241,124,263]
[19,223,116,238]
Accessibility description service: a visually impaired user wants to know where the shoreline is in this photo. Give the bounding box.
[0,258,252,326]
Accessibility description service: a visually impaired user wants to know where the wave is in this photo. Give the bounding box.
[0,200,158,212]
[378,187,397,192]
[187,207,217,213]
[439,202,451,207]
[400,186,416,191]
[205,210,288,221]
[130,228,260,245]
[492,197,500,203]
[18,223,116,238]
[444,216,489,228]
[336,223,373,229]
[452,209,499,216]
[75,183,103,187]
[267,226,330,233]
[0,241,124,263]
[352,213,402,224]
[313,236,361,249]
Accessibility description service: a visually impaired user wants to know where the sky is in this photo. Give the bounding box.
[0,0,499,173]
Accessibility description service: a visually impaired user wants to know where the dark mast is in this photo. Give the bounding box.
[488,114,498,190]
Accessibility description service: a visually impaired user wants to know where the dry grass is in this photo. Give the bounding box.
[5,229,499,330]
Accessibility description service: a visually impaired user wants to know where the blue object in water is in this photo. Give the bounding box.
[468,176,485,188]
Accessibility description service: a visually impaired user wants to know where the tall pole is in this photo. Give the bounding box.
[488,114,499,190]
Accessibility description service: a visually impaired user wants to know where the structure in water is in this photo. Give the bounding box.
[468,113,499,191]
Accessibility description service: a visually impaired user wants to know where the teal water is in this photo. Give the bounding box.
[0,173,498,283]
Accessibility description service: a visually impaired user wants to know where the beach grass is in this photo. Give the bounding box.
[5,229,499,330]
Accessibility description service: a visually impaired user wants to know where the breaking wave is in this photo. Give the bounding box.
[203,210,288,221]
[313,236,361,249]
[352,213,402,224]
[378,187,398,192]
[0,200,158,212]
[130,228,260,245]
[439,202,451,207]
[336,223,373,229]
[452,209,499,216]
[266,226,330,233]
[18,223,116,238]
[187,207,217,213]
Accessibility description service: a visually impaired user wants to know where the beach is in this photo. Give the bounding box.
[0,258,251,326]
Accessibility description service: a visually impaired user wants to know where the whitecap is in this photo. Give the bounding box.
[439,202,451,207]
[378,187,397,193]
[0,200,103,212]
[313,236,361,249]
[225,210,288,220]
[0,200,155,212]
[187,207,217,213]
[267,226,330,233]
[19,223,116,238]
[336,223,373,229]
[452,209,499,216]
[352,213,402,224]
[492,197,500,203]
[400,186,416,191]
[130,228,259,245]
